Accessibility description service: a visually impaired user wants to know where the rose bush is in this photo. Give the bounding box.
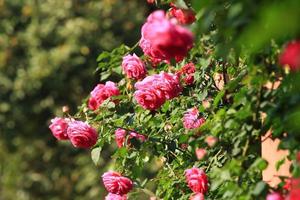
[49,0,300,199]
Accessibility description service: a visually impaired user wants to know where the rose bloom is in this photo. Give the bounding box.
[139,10,193,64]
[88,81,120,111]
[134,72,182,110]
[190,193,205,200]
[205,136,218,147]
[279,40,300,71]
[286,178,300,200]
[102,171,133,195]
[122,54,147,80]
[147,0,155,4]
[169,3,196,25]
[266,192,284,200]
[49,117,69,140]
[195,148,207,160]
[105,193,127,200]
[183,108,205,129]
[114,128,147,148]
[185,167,208,193]
[67,120,98,148]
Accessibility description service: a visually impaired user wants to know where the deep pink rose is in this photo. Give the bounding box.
[122,54,147,80]
[266,192,284,200]
[88,81,120,111]
[134,72,182,110]
[67,120,98,148]
[195,148,207,160]
[185,167,208,194]
[183,108,205,129]
[190,193,205,200]
[115,128,147,148]
[140,10,193,64]
[286,178,300,200]
[105,193,127,200]
[169,3,196,25]
[49,117,69,140]
[102,171,133,195]
[279,40,300,71]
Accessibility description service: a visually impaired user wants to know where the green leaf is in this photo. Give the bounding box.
[91,147,102,166]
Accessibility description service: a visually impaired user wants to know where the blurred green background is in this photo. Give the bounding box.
[0,0,148,199]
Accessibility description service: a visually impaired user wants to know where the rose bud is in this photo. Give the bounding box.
[49,117,69,140]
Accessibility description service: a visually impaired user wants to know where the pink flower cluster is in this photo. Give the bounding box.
[134,72,182,110]
[140,10,194,64]
[183,108,206,129]
[115,128,147,148]
[122,54,147,80]
[169,3,196,25]
[49,118,98,149]
[88,81,120,111]
[279,40,300,71]
[102,171,133,199]
[185,167,209,199]
[177,62,196,85]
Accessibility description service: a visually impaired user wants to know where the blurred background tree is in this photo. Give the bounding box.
[0,0,147,199]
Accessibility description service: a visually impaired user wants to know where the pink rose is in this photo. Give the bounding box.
[88,81,120,111]
[195,148,207,160]
[67,120,98,148]
[190,193,205,200]
[134,72,182,110]
[183,108,205,129]
[140,10,193,64]
[169,3,196,25]
[286,178,300,200]
[49,117,69,140]
[102,171,133,195]
[279,40,300,71]
[147,0,155,4]
[185,167,208,194]
[122,54,147,80]
[105,193,127,200]
[115,128,147,148]
[266,192,284,200]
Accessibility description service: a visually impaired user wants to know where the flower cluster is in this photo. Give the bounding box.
[177,62,196,85]
[102,171,133,199]
[49,118,98,149]
[140,10,194,64]
[134,72,182,110]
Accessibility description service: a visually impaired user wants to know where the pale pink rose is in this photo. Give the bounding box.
[279,40,300,71]
[140,10,194,64]
[102,171,133,195]
[169,3,196,25]
[205,136,218,147]
[88,81,120,111]
[190,193,205,200]
[49,117,69,140]
[67,120,98,148]
[266,192,284,200]
[185,167,208,193]
[122,54,147,80]
[105,193,127,200]
[195,148,207,160]
[183,108,205,129]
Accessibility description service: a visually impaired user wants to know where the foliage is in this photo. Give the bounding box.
[66,0,300,199]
